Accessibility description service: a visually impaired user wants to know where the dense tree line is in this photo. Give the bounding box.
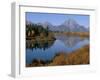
[26,23,49,37]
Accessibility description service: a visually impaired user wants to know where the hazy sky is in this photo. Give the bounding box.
[26,12,89,28]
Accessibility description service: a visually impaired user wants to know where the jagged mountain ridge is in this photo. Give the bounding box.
[26,19,89,32]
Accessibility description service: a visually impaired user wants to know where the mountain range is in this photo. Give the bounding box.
[26,19,89,32]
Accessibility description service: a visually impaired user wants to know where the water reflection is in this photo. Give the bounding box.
[26,35,89,64]
[26,40,55,51]
[26,35,89,50]
[55,35,89,47]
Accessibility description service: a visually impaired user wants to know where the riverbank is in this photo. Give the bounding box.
[26,45,89,67]
[49,45,89,66]
[54,32,89,37]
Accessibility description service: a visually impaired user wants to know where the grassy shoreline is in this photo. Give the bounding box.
[26,45,89,67]
[54,32,89,37]
[49,45,89,66]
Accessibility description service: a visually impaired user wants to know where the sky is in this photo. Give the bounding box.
[26,12,89,28]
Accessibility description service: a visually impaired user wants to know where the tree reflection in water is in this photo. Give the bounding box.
[26,39,55,51]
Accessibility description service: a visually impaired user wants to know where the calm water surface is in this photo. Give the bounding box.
[26,35,89,64]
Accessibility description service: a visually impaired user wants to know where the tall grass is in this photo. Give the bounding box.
[50,45,89,65]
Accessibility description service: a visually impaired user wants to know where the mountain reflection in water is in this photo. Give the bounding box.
[26,35,89,64]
